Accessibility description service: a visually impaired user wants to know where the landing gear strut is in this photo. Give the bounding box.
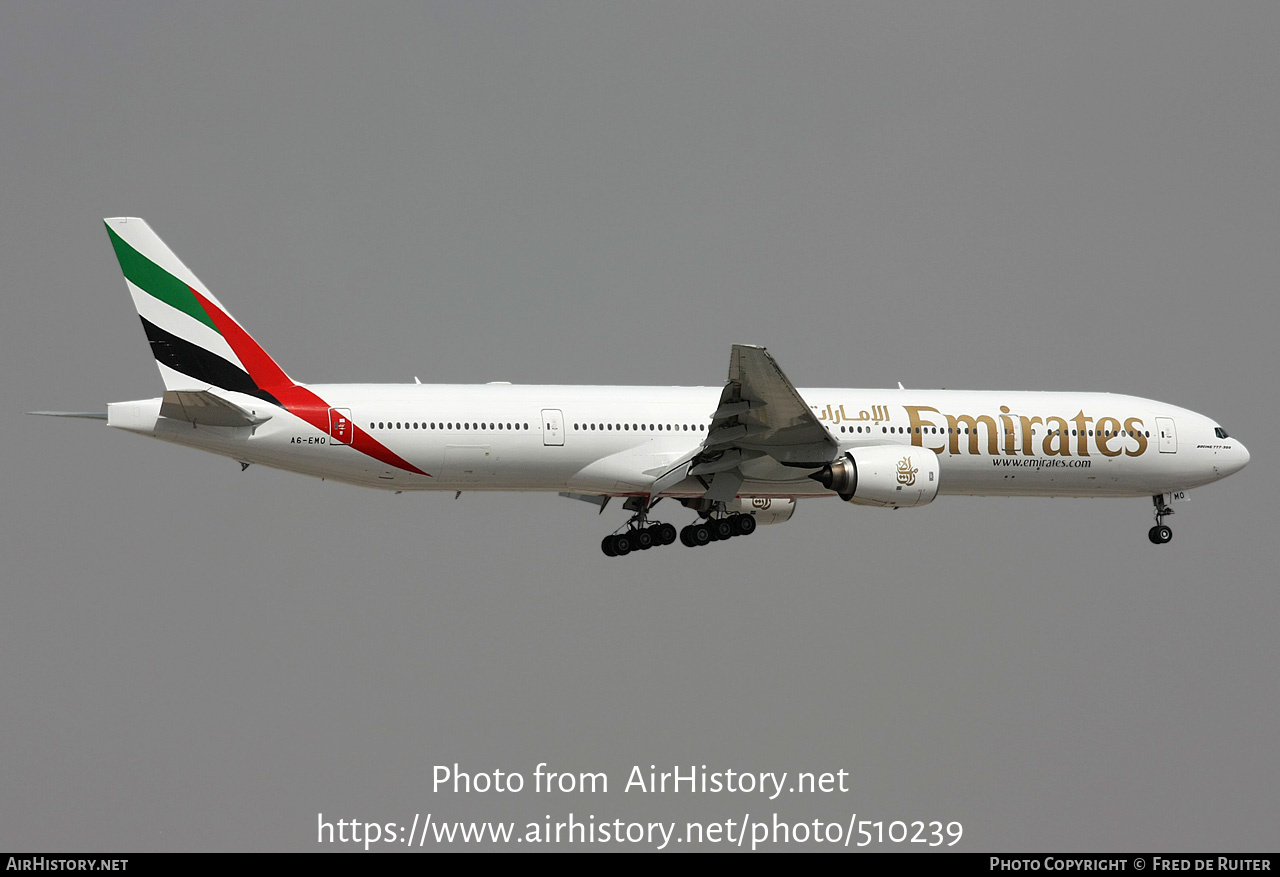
[1148,494,1174,545]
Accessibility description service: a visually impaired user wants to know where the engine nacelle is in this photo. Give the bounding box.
[722,496,796,525]
[810,446,939,508]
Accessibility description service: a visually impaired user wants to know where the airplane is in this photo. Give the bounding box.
[32,217,1250,556]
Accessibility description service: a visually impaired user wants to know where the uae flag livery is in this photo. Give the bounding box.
[105,218,428,477]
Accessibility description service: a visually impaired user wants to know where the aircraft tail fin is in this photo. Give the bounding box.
[104,217,293,405]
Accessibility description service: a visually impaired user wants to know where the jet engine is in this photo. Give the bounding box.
[809,446,939,508]
[680,496,797,524]
[723,496,796,525]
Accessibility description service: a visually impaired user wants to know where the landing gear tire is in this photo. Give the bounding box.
[731,514,757,537]
[712,518,735,540]
[692,523,712,546]
[601,535,618,557]
[654,523,678,546]
[612,533,633,555]
[634,528,654,551]
[680,525,696,547]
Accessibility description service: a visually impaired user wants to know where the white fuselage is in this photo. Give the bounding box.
[107,384,1249,500]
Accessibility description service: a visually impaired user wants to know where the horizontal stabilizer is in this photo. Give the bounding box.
[27,411,108,420]
[160,390,273,428]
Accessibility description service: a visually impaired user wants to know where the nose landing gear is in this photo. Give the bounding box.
[1148,494,1174,544]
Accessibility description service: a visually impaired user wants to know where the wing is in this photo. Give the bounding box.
[706,344,837,464]
[649,344,837,503]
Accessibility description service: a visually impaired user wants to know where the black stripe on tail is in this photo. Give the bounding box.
[139,317,281,406]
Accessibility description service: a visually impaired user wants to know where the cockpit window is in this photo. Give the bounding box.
[1214,427,1229,439]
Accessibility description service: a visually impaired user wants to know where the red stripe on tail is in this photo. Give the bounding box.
[191,289,430,477]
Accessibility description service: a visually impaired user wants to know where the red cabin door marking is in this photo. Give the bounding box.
[329,408,353,445]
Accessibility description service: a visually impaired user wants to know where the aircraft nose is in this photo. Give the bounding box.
[1220,439,1250,477]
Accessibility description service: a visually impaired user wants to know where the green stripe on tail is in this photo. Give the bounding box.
[105,224,219,332]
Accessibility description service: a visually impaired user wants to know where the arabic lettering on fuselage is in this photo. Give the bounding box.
[811,403,890,425]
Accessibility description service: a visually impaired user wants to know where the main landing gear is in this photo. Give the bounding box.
[601,522,678,557]
[600,499,759,557]
[600,497,678,557]
[1148,494,1174,545]
[678,513,757,548]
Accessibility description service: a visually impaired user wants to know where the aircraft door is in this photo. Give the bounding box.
[1155,417,1177,453]
[329,408,352,445]
[541,409,564,446]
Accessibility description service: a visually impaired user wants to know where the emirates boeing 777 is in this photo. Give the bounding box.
[33,218,1250,555]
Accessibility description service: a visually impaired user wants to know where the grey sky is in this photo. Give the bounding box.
[2,2,1277,851]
